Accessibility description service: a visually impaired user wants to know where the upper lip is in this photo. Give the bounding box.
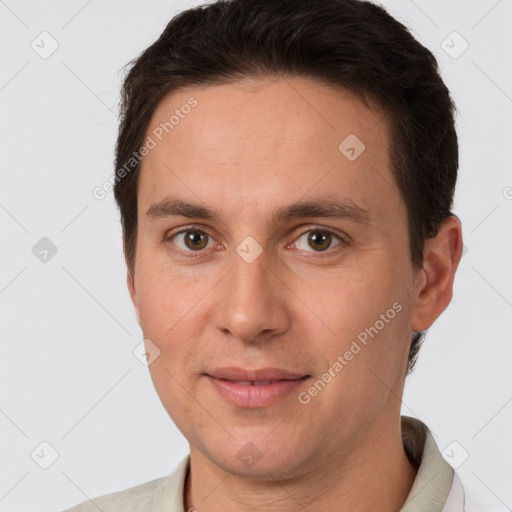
[207,367,309,382]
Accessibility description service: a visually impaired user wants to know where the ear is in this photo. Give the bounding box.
[410,215,463,332]
[127,270,141,326]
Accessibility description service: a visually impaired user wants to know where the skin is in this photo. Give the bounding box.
[127,76,463,512]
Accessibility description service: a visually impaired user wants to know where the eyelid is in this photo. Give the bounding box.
[165,224,216,240]
[294,224,348,240]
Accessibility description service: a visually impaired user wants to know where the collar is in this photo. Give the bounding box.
[400,416,465,511]
[155,416,465,511]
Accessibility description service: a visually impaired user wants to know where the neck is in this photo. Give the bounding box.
[184,414,418,512]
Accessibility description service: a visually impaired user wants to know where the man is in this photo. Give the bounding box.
[66,0,469,510]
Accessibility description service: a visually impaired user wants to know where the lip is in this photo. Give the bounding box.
[206,367,310,408]
[207,367,308,381]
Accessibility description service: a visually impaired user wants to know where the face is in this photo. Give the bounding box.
[128,77,426,478]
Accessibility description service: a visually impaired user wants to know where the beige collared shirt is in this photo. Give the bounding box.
[63,416,466,512]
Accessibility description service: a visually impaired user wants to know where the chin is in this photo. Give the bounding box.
[198,434,311,481]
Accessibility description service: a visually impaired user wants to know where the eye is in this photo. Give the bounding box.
[166,226,347,258]
[293,229,345,252]
[168,228,216,253]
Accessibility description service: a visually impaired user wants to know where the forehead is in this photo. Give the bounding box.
[138,77,399,223]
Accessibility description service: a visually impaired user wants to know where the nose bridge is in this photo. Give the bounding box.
[212,249,288,341]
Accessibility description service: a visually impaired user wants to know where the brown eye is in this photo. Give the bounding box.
[169,229,213,253]
[294,229,344,253]
[183,230,209,250]
[307,231,332,251]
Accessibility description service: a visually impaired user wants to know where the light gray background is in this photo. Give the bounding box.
[0,0,511,510]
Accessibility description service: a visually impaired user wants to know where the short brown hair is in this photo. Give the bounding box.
[113,0,459,374]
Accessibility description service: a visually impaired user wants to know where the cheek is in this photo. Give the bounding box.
[305,265,401,336]
[305,264,409,387]
[135,261,212,339]
[309,305,409,432]
[135,267,213,404]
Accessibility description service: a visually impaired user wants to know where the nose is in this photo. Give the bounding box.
[212,250,291,343]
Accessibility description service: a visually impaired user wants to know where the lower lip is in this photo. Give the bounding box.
[206,376,310,408]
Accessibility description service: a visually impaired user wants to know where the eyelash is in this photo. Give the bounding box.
[165,225,348,259]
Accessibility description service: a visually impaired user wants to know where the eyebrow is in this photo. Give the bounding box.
[146,196,372,225]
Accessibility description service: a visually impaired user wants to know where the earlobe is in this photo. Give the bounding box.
[127,270,141,326]
[410,215,463,332]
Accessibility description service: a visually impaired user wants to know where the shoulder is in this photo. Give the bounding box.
[62,455,190,512]
[62,475,171,512]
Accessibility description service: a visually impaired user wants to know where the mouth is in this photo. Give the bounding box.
[206,366,309,381]
[222,379,302,386]
[205,368,311,407]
